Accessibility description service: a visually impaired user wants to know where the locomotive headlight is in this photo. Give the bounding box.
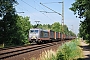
[32,36,36,39]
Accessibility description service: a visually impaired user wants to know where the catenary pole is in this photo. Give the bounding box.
[62,0,64,40]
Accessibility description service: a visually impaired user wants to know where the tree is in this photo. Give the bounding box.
[70,0,90,18]
[32,24,51,30]
[0,0,18,18]
[70,0,90,43]
[42,24,51,30]
[15,15,31,44]
[0,0,18,45]
[51,22,61,32]
[0,0,31,46]
[63,25,69,34]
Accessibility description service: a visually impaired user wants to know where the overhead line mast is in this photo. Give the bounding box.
[62,0,64,40]
[62,0,64,26]
[35,21,40,28]
[40,0,64,40]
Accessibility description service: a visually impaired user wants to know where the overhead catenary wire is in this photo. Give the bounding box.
[40,2,62,15]
[34,0,59,22]
[33,0,56,22]
[15,2,44,24]
[16,5,42,21]
[20,0,54,22]
[21,0,39,11]
[42,2,63,4]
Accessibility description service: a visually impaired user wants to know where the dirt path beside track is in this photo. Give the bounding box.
[80,41,90,60]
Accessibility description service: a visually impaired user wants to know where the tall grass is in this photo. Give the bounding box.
[39,49,56,60]
[32,39,83,60]
[0,43,4,48]
[56,39,83,60]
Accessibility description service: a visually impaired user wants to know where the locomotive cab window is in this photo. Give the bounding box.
[30,30,39,33]
[35,30,38,33]
[30,30,34,33]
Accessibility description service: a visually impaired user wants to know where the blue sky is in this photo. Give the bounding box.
[15,0,81,35]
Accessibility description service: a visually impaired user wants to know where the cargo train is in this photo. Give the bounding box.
[29,28,75,44]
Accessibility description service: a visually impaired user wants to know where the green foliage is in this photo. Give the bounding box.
[35,39,82,60]
[0,14,31,46]
[70,0,90,43]
[63,25,68,34]
[0,0,31,46]
[79,19,90,43]
[69,30,76,37]
[70,0,90,18]
[32,24,51,30]
[15,15,31,44]
[0,0,17,44]
[3,14,19,46]
[0,0,18,17]
[1,14,31,46]
[51,22,61,32]
[56,39,82,60]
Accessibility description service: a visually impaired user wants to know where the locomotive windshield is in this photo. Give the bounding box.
[30,30,38,33]
[35,30,38,33]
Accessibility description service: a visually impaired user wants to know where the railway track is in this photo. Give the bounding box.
[0,40,65,60]
[0,40,70,60]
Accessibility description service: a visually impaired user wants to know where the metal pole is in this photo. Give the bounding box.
[35,21,40,24]
[62,0,64,26]
[71,25,73,32]
[35,21,40,28]
[62,0,64,40]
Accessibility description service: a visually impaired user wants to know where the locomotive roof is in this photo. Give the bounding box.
[30,28,43,30]
[30,28,48,32]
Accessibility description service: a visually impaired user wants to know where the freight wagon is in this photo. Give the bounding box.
[29,28,75,44]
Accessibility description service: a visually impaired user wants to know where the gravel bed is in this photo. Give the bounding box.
[3,41,67,60]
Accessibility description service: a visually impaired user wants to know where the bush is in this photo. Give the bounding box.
[32,39,83,60]
[56,39,83,60]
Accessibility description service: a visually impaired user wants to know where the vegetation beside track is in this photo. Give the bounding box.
[70,0,90,44]
[33,39,83,60]
[56,39,83,60]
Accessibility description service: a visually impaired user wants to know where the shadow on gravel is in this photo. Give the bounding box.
[80,45,90,51]
[77,55,90,60]
[77,45,90,60]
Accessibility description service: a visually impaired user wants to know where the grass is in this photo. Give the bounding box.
[56,39,83,60]
[39,49,56,60]
[31,39,84,60]
[0,43,4,48]
[30,49,56,60]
